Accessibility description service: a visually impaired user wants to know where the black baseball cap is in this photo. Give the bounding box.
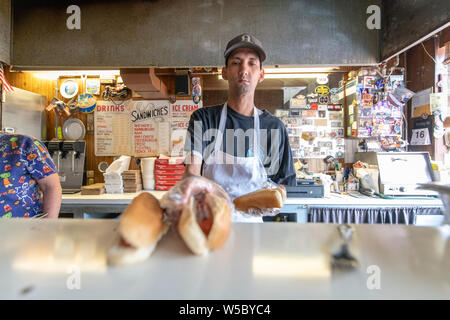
[224,33,266,64]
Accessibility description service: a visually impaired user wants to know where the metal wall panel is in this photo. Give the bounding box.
[381,0,450,61]
[12,0,380,68]
[1,87,46,140]
[0,0,11,64]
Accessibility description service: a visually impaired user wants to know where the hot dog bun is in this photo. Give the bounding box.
[278,185,287,202]
[178,193,231,256]
[233,188,286,212]
[108,193,169,266]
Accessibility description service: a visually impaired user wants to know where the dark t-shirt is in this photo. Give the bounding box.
[184,104,296,186]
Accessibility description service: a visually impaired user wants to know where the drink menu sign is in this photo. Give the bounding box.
[94,101,131,156]
[94,100,201,157]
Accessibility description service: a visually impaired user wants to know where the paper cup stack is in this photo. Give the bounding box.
[140,157,156,190]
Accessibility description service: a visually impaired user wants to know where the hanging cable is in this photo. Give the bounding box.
[421,42,437,64]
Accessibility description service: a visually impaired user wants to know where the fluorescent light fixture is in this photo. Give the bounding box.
[264,73,328,79]
[263,67,338,73]
[33,70,121,80]
[32,73,59,80]
[218,73,328,80]
[217,66,336,80]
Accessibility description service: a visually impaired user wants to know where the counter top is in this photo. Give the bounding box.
[1,219,449,299]
[62,191,444,207]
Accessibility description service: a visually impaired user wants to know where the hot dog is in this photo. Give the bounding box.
[178,192,231,255]
[108,193,170,266]
[233,187,287,213]
[160,176,232,255]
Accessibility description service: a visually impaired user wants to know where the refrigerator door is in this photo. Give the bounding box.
[1,86,46,140]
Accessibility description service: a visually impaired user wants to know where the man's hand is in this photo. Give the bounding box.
[37,173,62,218]
[183,153,202,179]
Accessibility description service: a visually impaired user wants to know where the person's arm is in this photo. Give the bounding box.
[37,173,62,218]
[183,153,202,179]
[183,109,206,179]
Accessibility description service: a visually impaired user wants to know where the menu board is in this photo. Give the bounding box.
[94,101,132,156]
[94,100,201,156]
[130,100,170,157]
[170,101,202,156]
[170,118,190,156]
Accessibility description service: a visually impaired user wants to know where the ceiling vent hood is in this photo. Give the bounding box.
[120,68,168,99]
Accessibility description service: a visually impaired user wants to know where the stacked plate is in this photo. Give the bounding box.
[62,118,86,140]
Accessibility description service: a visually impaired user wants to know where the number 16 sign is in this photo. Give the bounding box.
[411,128,431,145]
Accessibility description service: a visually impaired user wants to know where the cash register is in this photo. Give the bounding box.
[263,180,324,223]
[285,179,324,198]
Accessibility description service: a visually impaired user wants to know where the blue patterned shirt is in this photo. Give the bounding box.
[0,133,57,218]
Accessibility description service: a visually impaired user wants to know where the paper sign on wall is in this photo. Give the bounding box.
[171,101,202,118]
[94,101,132,156]
[130,100,170,157]
[94,100,201,156]
[430,93,448,117]
[170,119,190,156]
[411,128,431,145]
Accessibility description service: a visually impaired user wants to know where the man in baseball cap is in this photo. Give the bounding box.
[183,33,296,223]
[224,33,266,66]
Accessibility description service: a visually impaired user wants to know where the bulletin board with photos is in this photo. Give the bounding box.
[275,75,345,159]
[276,106,345,159]
[341,70,408,150]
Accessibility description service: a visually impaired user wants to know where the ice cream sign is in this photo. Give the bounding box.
[171,101,202,118]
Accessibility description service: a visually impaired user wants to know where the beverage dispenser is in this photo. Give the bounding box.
[45,141,86,193]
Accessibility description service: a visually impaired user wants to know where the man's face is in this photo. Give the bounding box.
[222,48,264,96]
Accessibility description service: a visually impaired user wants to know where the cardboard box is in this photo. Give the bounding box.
[155,164,185,170]
[155,180,179,186]
[122,170,141,179]
[155,175,184,181]
[155,157,185,165]
[154,168,185,175]
[155,184,174,191]
[81,183,105,195]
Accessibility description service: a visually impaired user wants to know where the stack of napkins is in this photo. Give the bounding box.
[103,156,131,194]
[104,172,124,194]
[122,170,142,193]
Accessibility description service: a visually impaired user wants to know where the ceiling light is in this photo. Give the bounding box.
[32,70,120,80]
[264,73,328,79]
[263,67,338,73]
[218,73,328,80]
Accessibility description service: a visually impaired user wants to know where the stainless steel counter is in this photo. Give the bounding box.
[1,219,449,299]
[61,191,444,224]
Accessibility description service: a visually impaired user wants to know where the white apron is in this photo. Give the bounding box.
[203,103,267,223]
